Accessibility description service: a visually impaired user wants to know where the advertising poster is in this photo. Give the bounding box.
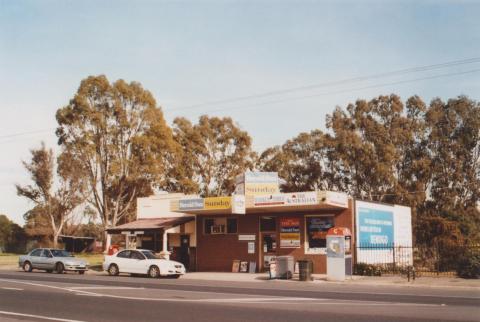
[248,242,255,254]
[306,216,334,252]
[355,201,397,264]
[357,207,394,246]
[279,217,300,248]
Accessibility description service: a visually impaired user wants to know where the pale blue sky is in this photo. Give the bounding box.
[1,0,479,224]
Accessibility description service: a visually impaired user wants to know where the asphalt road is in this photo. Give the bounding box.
[0,271,478,322]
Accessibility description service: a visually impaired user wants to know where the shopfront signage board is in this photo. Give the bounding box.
[253,192,319,208]
[239,234,256,241]
[232,195,246,214]
[254,194,285,207]
[279,217,301,248]
[284,192,318,205]
[325,191,349,208]
[179,198,204,211]
[204,196,231,210]
[242,172,280,196]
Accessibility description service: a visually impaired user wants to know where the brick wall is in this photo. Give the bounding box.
[195,200,354,274]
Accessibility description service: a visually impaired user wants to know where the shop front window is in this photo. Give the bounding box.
[305,215,334,254]
[204,217,237,234]
[260,216,276,232]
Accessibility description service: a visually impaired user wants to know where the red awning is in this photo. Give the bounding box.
[106,216,194,233]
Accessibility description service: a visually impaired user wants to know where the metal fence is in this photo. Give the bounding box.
[354,244,480,277]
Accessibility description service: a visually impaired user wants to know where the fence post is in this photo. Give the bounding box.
[392,243,396,273]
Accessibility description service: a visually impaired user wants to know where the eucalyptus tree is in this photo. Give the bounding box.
[257,130,339,192]
[56,76,179,246]
[16,143,85,247]
[173,115,256,196]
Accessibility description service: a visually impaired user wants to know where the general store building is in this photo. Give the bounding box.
[107,172,411,274]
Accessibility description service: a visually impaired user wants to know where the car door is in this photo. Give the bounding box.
[29,249,43,269]
[42,249,55,270]
[129,250,147,274]
[114,250,131,273]
[36,249,50,269]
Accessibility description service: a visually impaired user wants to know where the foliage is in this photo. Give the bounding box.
[16,143,86,248]
[457,252,480,279]
[0,214,27,253]
[172,115,256,196]
[56,75,180,246]
[258,130,339,192]
[353,263,383,276]
[258,94,480,247]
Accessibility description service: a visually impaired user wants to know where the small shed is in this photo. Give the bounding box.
[59,235,96,253]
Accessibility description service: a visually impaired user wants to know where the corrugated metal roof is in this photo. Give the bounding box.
[106,216,194,232]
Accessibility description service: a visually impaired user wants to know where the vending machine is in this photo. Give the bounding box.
[326,227,352,281]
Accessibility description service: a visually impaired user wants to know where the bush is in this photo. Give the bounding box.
[354,263,382,276]
[456,253,480,279]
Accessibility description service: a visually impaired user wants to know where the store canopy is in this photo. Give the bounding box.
[171,191,350,216]
[106,216,194,234]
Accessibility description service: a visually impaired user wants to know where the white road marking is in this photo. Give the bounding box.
[1,287,23,291]
[69,290,446,307]
[4,274,479,299]
[68,286,144,290]
[141,279,480,299]
[0,310,87,322]
[0,278,73,292]
[0,278,452,307]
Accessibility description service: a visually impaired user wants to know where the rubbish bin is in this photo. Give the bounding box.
[298,259,313,281]
[276,256,294,279]
[108,245,119,255]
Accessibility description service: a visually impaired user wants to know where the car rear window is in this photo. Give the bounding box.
[30,249,42,257]
[117,250,131,258]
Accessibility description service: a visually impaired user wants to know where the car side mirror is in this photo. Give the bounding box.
[48,254,53,258]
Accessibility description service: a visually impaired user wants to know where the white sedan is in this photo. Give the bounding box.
[103,249,186,278]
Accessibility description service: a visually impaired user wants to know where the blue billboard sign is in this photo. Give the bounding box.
[358,207,394,246]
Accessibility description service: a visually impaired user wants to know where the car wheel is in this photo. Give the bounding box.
[108,264,119,276]
[173,274,181,279]
[148,266,160,278]
[78,271,85,275]
[55,262,64,274]
[23,261,33,272]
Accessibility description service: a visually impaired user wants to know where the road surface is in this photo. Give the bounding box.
[0,271,478,322]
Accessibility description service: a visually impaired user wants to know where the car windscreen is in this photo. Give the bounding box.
[141,251,159,259]
[50,250,72,257]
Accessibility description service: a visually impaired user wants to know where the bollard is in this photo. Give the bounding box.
[407,266,416,282]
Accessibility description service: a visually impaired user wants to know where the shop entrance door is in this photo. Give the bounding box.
[260,232,277,272]
[179,234,190,270]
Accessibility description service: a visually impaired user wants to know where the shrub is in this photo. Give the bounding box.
[456,253,480,279]
[354,263,382,276]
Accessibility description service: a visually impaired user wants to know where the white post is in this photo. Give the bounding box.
[163,230,168,251]
[160,229,171,260]
[104,234,112,254]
